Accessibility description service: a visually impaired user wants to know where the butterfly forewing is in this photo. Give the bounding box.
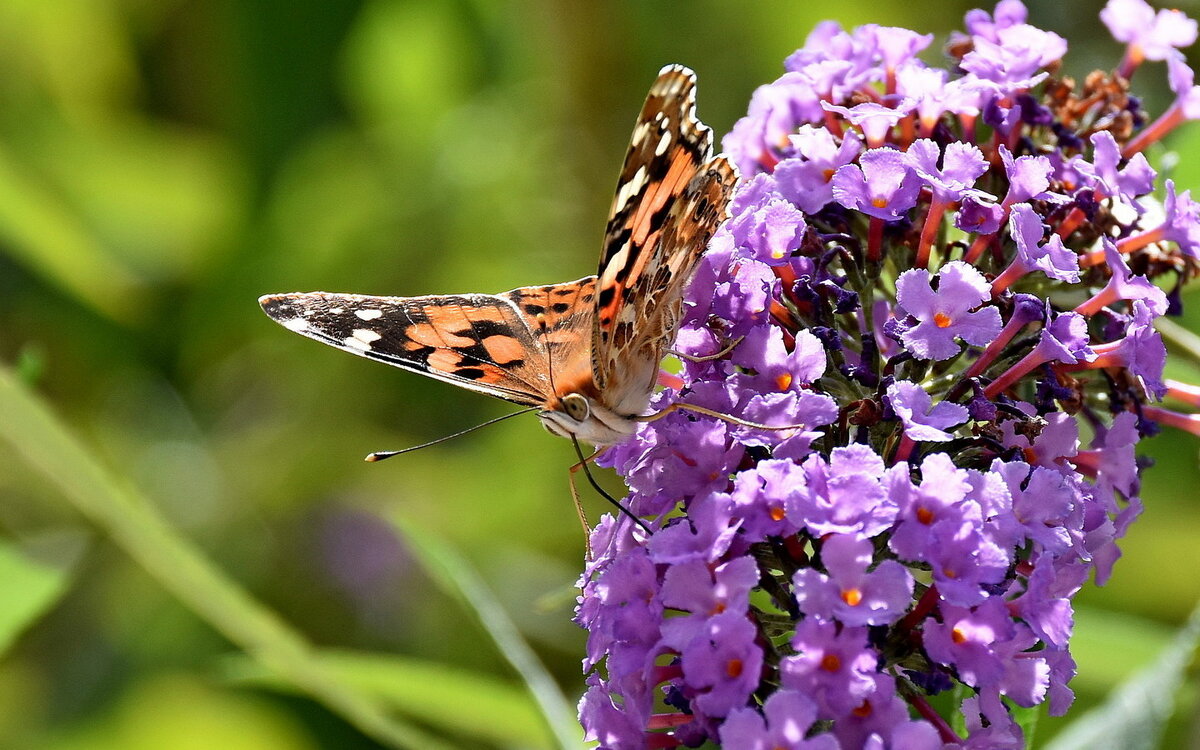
[259,291,553,407]
[591,65,739,411]
[260,65,737,447]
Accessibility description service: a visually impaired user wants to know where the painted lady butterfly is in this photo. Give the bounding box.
[260,65,737,448]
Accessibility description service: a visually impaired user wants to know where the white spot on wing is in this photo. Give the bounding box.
[613,165,647,212]
[355,308,383,321]
[346,329,382,350]
[330,307,344,314]
[282,318,309,332]
[655,128,672,156]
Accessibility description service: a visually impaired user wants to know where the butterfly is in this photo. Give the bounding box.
[259,65,738,449]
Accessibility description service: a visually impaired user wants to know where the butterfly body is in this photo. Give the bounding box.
[260,66,737,448]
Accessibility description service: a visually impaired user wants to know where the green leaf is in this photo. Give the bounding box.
[0,144,148,324]
[1044,601,1200,750]
[0,365,449,750]
[0,533,85,657]
[223,650,554,749]
[392,516,583,750]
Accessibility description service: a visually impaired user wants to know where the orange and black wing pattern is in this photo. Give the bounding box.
[591,65,739,404]
[259,291,555,407]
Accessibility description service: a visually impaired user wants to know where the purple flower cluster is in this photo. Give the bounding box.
[576,1,1200,747]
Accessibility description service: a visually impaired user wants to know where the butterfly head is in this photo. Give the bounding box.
[538,392,638,447]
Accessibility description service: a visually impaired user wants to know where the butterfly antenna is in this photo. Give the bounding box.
[366,406,540,461]
[570,435,652,535]
[535,311,562,401]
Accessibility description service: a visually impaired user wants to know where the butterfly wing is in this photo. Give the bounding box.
[591,65,739,412]
[498,276,598,396]
[259,291,556,407]
[259,66,735,440]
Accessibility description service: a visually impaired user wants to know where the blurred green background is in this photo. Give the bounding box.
[0,1,1199,748]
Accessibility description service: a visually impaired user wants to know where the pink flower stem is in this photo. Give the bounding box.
[823,104,845,139]
[1056,201,1096,241]
[1078,226,1164,267]
[1143,405,1200,436]
[963,232,995,265]
[1074,285,1119,316]
[1072,449,1101,480]
[647,713,693,730]
[984,349,1048,398]
[960,114,978,144]
[1117,225,1166,254]
[990,259,1027,296]
[899,113,916,146]
[658,370,685,389]
[964,313,1033,379]
[1116,45,1143,82]
[1125,104,1183,157]
[1057,346,1124,372]
[905,689,963,744]
[915,195,949,269]
[1165,379,1200,408]
[898,585,941,633]
[646,731,683,749]
[868,216,884,263]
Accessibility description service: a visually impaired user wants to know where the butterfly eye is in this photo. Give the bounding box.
[561,393,591,422]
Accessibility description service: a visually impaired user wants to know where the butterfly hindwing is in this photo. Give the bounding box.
[591,65,739,409]
[259,291,553,407]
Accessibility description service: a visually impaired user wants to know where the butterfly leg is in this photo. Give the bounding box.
[567,448,599,559]
[568,437,652,557]
[666,335,744,363]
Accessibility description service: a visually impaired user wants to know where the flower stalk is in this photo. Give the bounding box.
[576,2,1200,747]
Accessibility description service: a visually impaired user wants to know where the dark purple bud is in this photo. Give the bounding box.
[810,325,842,350]
[968,381,998,421]
[1073,187,1099,218]
[1053,123,1085,151]
[1010,293,1046,326]
[1035,367,1074,411]
[1137,413,1162,437]
[883,315,910,344]
[1167,284,1185,316]
[904,668,955,695]
[818,279,860,313]
[1017,93,1054,125]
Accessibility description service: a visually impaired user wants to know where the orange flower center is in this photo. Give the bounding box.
[775,372,793,391]
[726,658,744,678]
[841,587,863,606]
[916,506,935,525]
[952,627,968,645]
[770,506,786,522]
[820,653,842,672]
[934,312,953,328]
